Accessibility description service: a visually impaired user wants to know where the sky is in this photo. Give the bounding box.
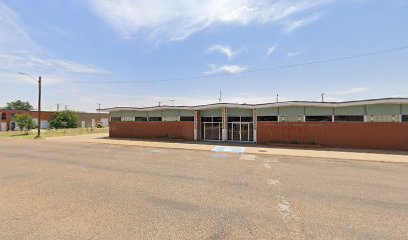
[0,0,407,112]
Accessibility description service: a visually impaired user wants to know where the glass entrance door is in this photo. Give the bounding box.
[202,122,221,140]
[228,123,254,142]
[241,123,249,141]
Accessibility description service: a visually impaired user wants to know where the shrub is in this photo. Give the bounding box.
[13,114,36,134]
[50,111,78,129]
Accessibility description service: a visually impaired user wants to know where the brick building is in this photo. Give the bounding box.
[101,98,408,151]
[0,110,109,131]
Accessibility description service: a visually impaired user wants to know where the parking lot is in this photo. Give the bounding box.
[1,138,408,239]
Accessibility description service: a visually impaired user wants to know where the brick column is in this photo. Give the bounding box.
[194,110,200,141]
[222,108,228,141]
[253,109,257,143]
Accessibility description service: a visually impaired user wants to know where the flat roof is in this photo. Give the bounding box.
[99,97,408,112]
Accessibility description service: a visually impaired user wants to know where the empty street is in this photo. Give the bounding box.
[1,138,407,239]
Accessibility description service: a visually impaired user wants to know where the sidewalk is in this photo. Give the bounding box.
[47,133,408,164]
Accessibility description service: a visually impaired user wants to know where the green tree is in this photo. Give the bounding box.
[3,100,33,110]
[50,111,78,129]
[13,114,36,134]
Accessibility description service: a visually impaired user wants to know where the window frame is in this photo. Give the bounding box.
[305,115,333,122]
[257,116,278,122]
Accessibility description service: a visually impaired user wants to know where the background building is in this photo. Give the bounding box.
[101,98,408,151]
[0,110,109,131]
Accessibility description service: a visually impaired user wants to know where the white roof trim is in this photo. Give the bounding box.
[99,98,408,112]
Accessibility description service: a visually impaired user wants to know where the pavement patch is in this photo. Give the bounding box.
[265,159,279,163]
[239,154,256,161]
[211,154,229,159]
[267,179,280,185]
[150,149,164,153]
[263,163,271,169]
[278,198,292,217]
[211,146,245,154]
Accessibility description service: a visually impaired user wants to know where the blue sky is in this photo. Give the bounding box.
[0,0,407,112]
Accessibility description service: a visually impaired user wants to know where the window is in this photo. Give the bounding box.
[228,117,240,122]
[180,116,194,121]
[122,117,134,122]
[402,115,408,122]
[134,117,147,122]
[201,117,211,122]
[148,117,162,122]
[201,117,221,122]
[162,116,178,122]
[241,117,253,122]
[213,117,222,122]
[334,115,364,122]
[280,116,303,122]
[369,115,397,122]
[111,117,121,122]
[305,116,332,122]
[257,116,278,122]
[1,113,6,120]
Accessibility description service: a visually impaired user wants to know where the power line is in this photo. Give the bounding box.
[71,45,408,84]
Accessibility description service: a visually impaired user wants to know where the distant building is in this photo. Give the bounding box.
[0,110,109,131]
[100,98,408,151]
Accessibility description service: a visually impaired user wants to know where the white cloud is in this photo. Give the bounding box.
[205,64,247,74]
[88,0,332,41]
[287,50,303,58]
[330,87,370,96]
[266,44,278,57]
[207,45,241,60]
[284,13,322,33]
[0,2,109,83]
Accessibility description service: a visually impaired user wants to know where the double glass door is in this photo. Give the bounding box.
[228,123,253,142]
[202,122,221,140]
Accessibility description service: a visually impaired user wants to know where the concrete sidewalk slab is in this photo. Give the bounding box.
[46,133,408,164]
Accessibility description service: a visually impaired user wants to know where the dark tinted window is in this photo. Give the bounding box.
[257,116,278,122]
[241,117,253,122]
[134,117,147,122]
[111,117,121,122]
[1,113,6,120]
[213,117,222,122]
[402,115,408,122]
[149,117,162,121]
[180,116,194,121]
[334,115,364,122]
[305,116,332,122]
[228,117,240,122]
[201,117,212,122]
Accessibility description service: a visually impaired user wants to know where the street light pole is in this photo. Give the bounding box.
[18,73,42,138]
[38,76,41,137]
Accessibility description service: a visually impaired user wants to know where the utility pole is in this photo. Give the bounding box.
[18,73,41,138]
[56,103,60,112]
[218,90,222,103]
[158,101,161,106]
[38,76,41,137]
[97,103,101,113]
[276,94,279,103]
[170,99,175,106]
[321,93,325,103]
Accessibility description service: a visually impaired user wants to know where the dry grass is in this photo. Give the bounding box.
[0,127,108,139]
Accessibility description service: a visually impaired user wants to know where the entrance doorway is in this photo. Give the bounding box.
[228,122,254,142]
[201,117,222,141]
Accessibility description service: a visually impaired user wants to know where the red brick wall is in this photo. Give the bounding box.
[110,121,194,140]
[257,122,408,151]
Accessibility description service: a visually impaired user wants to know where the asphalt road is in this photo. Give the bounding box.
[0,139,407,239]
